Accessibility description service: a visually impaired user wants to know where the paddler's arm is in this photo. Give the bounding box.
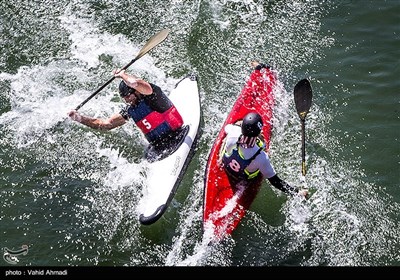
[267,174,309,198]
[217,123,242,166]
[113,69,153,95]
[68,110,127,130]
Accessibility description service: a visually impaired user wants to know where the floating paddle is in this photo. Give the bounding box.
[74,28,170,111]
[294,79,313,176]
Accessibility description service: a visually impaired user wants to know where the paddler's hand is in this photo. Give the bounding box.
[112,68,125,77]
[298,188,309,199]
[68,110,82,123]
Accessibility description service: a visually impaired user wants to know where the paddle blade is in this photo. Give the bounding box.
[294,79,312,120]
[135,28,170,60]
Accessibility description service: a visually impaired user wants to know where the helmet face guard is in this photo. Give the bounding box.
[119,81,135,97]
[241,112,263,137]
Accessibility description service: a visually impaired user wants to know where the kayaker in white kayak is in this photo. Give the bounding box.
[219,111,309,198]
[68,69,186,160]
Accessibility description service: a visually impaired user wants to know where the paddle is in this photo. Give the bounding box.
[294,79,313,176]
[74,28,170,111]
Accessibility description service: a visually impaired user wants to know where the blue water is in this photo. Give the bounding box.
[0,0,399,269]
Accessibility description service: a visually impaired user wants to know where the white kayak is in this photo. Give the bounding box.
[138,73,201,225]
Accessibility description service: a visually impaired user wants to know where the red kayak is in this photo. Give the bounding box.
[202,63,277,241]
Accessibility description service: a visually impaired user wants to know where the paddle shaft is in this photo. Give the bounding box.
[74,29,170,111]
[75,76,115,111]
[74,60,135,111]
[301,119,306,176]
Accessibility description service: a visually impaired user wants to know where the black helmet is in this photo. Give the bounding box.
[119,80,135,97]
[241,112,263,137]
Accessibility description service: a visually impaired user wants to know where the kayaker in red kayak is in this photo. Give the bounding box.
[219,111,309,198]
